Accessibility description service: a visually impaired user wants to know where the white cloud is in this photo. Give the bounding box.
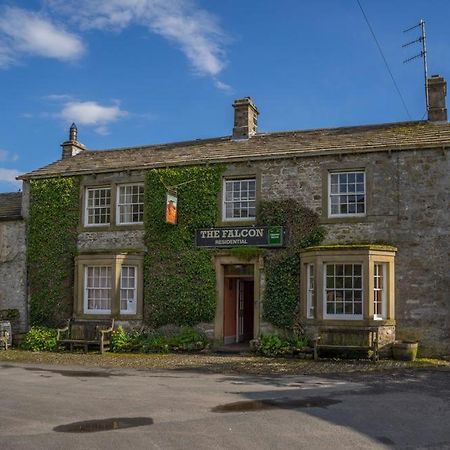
[0,6,84,68]
[47,0,228,78]
[60,100,128,134]
[0,149,19,162]
[0,168,21,186]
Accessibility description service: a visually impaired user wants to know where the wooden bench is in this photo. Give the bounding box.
[57,319,114,354]
[313,327,379,362]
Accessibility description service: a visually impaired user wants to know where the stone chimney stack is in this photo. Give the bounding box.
[232,97,259,139]
[61,123,86,159]
[427,75,447,122]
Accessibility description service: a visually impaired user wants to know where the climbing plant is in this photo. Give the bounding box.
[144,165,225,327]
[28,177,80,327]
[258,199,325,330]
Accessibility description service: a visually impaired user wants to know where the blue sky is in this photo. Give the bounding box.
[1,0,449,192]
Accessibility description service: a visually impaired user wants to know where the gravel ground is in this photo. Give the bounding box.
[1,350,449,375]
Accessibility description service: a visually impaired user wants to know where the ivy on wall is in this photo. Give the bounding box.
[258,200,325,330]
[144,166,224,327]
[28,177,80,327]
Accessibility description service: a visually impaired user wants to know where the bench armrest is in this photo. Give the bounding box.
[57,322,70,341]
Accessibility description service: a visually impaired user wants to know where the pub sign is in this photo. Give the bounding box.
[195,226,284,248]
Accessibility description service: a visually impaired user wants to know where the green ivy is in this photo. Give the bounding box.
[144,166,225,327]
[258,199,325,330]
[28,177,80,327]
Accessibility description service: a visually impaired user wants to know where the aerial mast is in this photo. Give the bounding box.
[403,19,429,111]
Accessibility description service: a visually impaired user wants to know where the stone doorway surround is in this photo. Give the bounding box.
[213,253,264,344]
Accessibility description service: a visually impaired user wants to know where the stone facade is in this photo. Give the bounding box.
[16,77,450,356]
[257,148,450,356]
[0,219,27,334]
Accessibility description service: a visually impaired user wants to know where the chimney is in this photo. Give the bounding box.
[61,123,86,159]
[232,97,259,139]
[427,75,447,122]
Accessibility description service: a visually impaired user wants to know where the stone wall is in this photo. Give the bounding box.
[0,220,27,334]
[255,148,449,356]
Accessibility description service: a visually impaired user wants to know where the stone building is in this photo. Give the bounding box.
[15,75,450,356]
[0,192,27,336]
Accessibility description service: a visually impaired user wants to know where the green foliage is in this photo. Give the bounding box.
[226,246,265,260]
[28,177,80,327]
[144,166,224,327]
[111,326,209,354]
[20,326,58,352]
[258,199,325,330]
[255,334,309,357]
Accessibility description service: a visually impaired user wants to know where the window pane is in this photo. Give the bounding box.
[224,178,256,220]
[117,184,144,224]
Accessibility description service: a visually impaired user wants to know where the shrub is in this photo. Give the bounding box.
[255,334,309,357]
[21,327,58,352]
[111,326,209,354]
[256,335,291,357]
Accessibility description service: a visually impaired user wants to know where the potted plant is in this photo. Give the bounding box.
[392,340,419,361]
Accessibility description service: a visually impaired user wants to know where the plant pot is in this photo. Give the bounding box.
[392,340,418,361]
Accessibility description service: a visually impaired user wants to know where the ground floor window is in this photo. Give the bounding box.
[300,245,396,323]
[325,263,363,319]
[76,253,144,318]
[85,266,112,313]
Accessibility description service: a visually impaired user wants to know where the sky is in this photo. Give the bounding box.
[0,0,449,192]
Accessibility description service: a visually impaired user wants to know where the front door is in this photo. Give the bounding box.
[223,266,254,344]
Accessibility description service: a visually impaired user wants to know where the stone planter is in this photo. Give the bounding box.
[392,340,419,361]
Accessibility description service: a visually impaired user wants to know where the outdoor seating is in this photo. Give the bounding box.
[57,318,114,354]
[313,326,379,361]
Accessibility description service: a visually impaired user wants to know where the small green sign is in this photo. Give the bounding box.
[268,226,283,245]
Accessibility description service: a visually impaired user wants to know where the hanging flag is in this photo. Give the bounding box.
[165,191,178,225]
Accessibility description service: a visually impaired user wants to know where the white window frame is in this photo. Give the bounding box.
[222,178,256,222]
[323,263,363,320]
[306,264,315,319]
[373,263,387,320]
[84,186,111,227]
[116,183,144,225]
[328,171,366,218]
[84,266,112,314]
[120,265,137,315]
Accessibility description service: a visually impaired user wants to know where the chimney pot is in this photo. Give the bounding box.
[232,97,259,139]
[61,124,86,159]
[427,75,447,122]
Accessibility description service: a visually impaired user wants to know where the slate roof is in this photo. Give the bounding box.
[0,192,22,221]
[18,120,450,180]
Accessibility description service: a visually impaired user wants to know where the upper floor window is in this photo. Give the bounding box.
[117,184,144,225]
[329,171,365,217]
[223,178,256,221]
[85,187,111,226]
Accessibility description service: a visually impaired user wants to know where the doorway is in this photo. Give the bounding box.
[223,265,254,344]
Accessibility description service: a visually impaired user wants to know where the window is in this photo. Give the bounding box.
[120,266,137,315]
[307,264,315,319]
[84,266,112,313]
[85,187,111,226]
[329,171,365,217]
[223,178,256,221]
[324,263,363,319]
[76,254,143,318]
[373,263,386,320]
[117,184,144,224]
[300,246,396,323]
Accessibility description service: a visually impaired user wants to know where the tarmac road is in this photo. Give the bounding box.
[0,362,449,449]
